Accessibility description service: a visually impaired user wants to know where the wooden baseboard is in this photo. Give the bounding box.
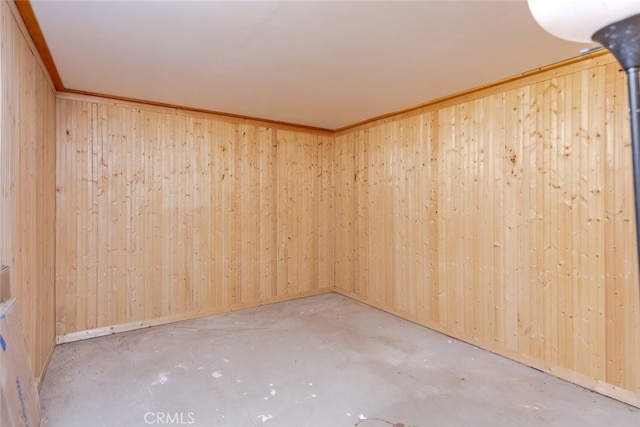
[57,287,334,344]
[35,338,56,391]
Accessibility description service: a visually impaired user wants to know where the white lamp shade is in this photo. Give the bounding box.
[528,0,640,42]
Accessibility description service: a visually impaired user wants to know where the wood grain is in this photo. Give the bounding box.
[334,53,640,405]
[0,0,57,386]
[55,94,335,339]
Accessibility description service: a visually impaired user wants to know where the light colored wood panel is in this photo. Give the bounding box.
[354,130,370,300]
[8,0,57,91]
[258,127,278,300]
[86,103,99,329]
[368,124,389,306]
[465,99,480,340]
[344,111,436,324]
[334,133,356,294]
[473,97,490,343]
[571,71,589,374]
[317,134,335,290]
[56,96,330,341]
[276,130,319,296]
[503,89,522,351]
[75,100,90,332]
[142,108,159,319]
[229,123,280,307]
[94,104,107,327]
[390,120,404,313]
[1,0,56,384]
[586,66,606,381]
[56,99,82,334]
[400,115,421,317]
[240,124,258,304]
[435,107,451,328]
[337,56,640,405]
[490,92,507,346]
[556,73,573,370]
[531,81,546,362]
[518,84,534,357]
[426,111,440,325]
[457,101,472,337]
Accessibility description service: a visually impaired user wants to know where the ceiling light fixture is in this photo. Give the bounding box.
[528,1,640,279]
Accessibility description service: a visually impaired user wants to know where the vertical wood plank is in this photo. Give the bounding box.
[2,1,57,382]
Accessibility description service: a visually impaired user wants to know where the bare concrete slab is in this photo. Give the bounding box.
[40,293,640,427]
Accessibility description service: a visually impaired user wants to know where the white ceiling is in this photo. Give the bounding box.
[30,0,594,130]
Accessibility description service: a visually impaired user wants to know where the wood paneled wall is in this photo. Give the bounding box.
[0,0,57,384]
[334,53,640,406]
[55,94,334,340]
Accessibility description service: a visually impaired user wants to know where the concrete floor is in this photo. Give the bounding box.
[40,293,640,427]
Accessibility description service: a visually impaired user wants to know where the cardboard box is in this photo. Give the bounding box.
[0,298,41,426]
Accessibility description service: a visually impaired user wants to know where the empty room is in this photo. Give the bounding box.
[1,0,640,426]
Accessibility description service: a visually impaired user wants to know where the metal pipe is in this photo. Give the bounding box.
[628,67,640,277]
